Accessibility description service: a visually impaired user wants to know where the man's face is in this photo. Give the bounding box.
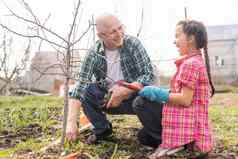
[99,19,124,49]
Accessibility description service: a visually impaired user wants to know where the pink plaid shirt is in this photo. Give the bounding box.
[160,51,213,152]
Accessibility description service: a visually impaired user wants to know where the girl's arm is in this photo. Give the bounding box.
[168,86,194,106]
[139,85,194,106]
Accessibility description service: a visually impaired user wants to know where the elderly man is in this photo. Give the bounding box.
[66,14,163,146]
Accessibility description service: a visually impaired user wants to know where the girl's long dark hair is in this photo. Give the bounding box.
[177,20,215,97]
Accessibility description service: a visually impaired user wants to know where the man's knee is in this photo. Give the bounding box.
[83,83,106,107]
[133,96,163,113]
[132,96,147,111]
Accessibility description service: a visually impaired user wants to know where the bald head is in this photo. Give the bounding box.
[95,14,121,33]
[95,13,124,49]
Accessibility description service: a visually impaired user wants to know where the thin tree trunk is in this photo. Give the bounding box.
[61,48,71,145]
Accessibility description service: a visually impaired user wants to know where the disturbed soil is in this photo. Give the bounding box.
[1,93,238,159]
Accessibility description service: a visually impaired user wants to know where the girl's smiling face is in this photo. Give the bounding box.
[174,24,190,56]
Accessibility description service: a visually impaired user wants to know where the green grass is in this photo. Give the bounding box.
[0,96,63,108]
[0,96,63,132]
[0,138,49,159]
[0,95,64,159]
[210,105,238,147]
[0,93,238,158]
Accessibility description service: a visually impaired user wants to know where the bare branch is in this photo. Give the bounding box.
[32,63,65,77]
[2,32,9,78]
[19,0,41,35]
[31,63,65,74]
[0,77,8,83]
[71,21,92,46]
[0,66,18,93]
[68,0,81,44]
[18,1,65,54]
[0,33,31,94]
[2,0,67,43]
[92,15,96,44]
[1,0,94,144]
[0,23,67,49]
[30,63,65,84]
[18,38,31,71]
[137,7,144,37]
[0,81,10,93]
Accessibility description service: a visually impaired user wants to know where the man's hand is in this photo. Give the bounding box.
[66,98,81,141]
[106,84,134,108]
[69,98,82,108]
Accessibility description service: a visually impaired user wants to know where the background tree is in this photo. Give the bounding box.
[0,0,93,145]
[0,29,31,95]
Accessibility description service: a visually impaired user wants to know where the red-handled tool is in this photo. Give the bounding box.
[116,80,143,91]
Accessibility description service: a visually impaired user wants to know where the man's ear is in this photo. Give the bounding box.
[97,32,104,39]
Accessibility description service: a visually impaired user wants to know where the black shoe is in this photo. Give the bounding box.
[86,123,112,144]
[137,128,161,148]
[194,153,209,159]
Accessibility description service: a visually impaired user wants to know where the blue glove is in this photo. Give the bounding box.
[139,86,170,103]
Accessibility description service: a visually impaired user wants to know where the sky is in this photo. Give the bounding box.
[0,0,238,75]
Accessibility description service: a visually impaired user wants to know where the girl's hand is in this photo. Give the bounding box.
[139,86,170,103]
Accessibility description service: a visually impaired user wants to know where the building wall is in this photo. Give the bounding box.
[208,40,238,83]
[207,24,238,84]
[22,50,86,93]
[22,51,65,92]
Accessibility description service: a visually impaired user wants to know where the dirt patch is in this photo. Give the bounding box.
[0,123,43,149]
[10,126,238,159]
[0,122,60,150]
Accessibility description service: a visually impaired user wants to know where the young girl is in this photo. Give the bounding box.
[139,20,215,158]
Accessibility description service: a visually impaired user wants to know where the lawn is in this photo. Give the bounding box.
[0,92,238,159]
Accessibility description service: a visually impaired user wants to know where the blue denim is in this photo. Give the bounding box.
[133,96,163,142]
[81,83,136,135]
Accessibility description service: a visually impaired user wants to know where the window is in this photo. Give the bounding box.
[215,56,225,67]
